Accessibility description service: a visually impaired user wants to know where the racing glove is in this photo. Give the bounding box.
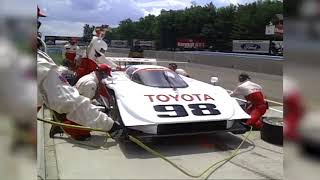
[109,121,127,139]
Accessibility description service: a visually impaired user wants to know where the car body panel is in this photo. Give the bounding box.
[104,65,250,129]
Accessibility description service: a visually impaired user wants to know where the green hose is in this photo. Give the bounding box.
[37,117,253,179]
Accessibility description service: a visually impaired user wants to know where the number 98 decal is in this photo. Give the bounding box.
[154,103,221,118]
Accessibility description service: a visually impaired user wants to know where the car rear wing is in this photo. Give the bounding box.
[105,57,157,65]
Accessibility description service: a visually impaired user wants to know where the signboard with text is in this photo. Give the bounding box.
[233,40,270,53]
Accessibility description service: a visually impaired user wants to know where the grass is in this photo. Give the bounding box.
[47,51,63,65]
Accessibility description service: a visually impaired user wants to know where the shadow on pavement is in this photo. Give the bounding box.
[119,132,253,159]
[51,134,118,150]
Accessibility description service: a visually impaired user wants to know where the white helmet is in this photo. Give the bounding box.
[92,39,108,57]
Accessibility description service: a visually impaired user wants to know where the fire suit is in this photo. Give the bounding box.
[175,68,190,77]
[0,38,36,122]
[87,36,100,59]
[75,72,99,100]
[75,58,98,79]
[284,77,304,140]
[230,80,268,129]
[37,50,114,132]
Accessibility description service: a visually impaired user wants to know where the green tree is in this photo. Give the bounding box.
[232,0,283,40]
[83,0,283,50]
[82,24,95,42]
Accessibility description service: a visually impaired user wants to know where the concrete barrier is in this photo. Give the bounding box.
[98,48,283,75]
[49,45,282,75]
[186,53,283,75]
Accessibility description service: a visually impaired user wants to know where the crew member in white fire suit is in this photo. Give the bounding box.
[86,27,106,58]
[168,63,190,77]
[37,7,124,141]
[75,39,117,81]
[230,73,269,129]
[75,64,112,100]
[62,38,81,70]
[0,36,37,150]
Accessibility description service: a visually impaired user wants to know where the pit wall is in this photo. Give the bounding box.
[108,48,282,75]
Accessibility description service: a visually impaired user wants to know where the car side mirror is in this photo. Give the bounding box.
[210,77,219,85]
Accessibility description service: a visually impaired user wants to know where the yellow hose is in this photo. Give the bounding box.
[37,117,252,179]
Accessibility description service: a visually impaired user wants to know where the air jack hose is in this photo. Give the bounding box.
[37,117,253,179]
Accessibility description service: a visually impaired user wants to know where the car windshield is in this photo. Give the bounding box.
[128,68,188,88]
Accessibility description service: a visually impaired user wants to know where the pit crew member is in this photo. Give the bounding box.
[37,6,124,141]
[75,64,112,100]
[62,38,81,70]
[168,63,190,77]
[230,73,269,129]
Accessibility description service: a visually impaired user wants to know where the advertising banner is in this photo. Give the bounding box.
[232,40,270,53]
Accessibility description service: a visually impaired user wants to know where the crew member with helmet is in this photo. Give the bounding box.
[75,31,117,80]
[86,26,106,58]
[62,38,81,70]
[37,6,124,141]
[168,63,190,77]
[75,39,118,79]
[230,73,269,129]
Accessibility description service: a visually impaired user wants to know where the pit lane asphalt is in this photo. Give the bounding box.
[38,52,283,179]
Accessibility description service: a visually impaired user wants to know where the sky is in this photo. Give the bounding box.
[38,0,259,37]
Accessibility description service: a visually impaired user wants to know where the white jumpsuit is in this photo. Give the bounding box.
[0,38,37,122]
[230,80,263,98]
[175,68,189,77]
[86,36,100,59]
[75,72,99,100]
[37,50,114,131]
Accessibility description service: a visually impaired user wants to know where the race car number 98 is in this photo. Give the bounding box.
[154,103,221,118]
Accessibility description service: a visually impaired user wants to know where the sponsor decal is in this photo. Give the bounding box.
[144,94,215,102]
[240,43,261,50]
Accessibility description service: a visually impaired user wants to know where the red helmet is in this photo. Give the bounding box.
[98,64,112,77]
[37,6,46,17]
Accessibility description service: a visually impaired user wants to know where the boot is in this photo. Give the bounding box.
[62,120,91,141]
[49,125,64,138]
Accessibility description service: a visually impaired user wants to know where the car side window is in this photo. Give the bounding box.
[125,67,138,78]
[131,73,142,84]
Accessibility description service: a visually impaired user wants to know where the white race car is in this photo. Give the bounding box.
[100,59,250,138]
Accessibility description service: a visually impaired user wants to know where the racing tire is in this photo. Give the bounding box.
[260,117,283,145]
[301,138,320,158]
[109,93,122,123]
[108,92,130,143]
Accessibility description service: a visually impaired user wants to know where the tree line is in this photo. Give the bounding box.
[83,0,283,51]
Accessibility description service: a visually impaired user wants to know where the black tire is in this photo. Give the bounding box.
[109,93,122,123]
[261,117,283,145]
[301,139,320,158]
[108,92,131,142]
